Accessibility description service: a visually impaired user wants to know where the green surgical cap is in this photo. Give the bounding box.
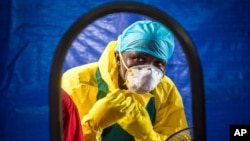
[115,20,175,62]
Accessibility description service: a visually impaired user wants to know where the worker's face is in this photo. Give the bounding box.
[115,51,166,81]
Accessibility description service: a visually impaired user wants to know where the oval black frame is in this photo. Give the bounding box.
[49,1,206,141]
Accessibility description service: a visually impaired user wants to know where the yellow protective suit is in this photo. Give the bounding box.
[61,41,188,141]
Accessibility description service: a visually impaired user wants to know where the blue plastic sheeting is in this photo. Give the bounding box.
[1,0,250,141]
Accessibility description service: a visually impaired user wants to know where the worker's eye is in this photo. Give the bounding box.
[155,60,165,67]
[132,56,145,64]
[154,60,166,72]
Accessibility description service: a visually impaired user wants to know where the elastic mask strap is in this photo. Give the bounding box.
[118,51,129,70]
[118,49,133,75]
[118,46,133,86]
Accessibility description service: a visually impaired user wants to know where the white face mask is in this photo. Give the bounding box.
[118,52,164,94]
[125,64,163,94]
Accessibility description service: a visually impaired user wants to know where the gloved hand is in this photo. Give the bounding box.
[118,95,161,141]
[82,89,135,132]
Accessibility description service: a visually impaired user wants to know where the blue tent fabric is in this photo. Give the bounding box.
[1,0,250,141]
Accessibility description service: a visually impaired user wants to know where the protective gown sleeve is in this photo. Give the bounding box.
[118,94,162,141]
[61,64,101,141]
[152,77,189,140]
[62,89,84,141]
[118,78,189,141]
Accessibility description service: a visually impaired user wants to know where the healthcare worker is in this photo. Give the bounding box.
[61,20,189,141]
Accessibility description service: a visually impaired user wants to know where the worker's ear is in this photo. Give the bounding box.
[114,51,120,65]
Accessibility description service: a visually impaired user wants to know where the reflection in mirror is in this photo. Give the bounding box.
[61,12,193,141]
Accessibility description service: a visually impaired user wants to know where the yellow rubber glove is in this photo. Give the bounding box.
[82,89,135,132]
[118,95,162,141]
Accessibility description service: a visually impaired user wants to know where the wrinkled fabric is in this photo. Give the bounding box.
[61,41,188,141]
[62,89,84,141]
[115,20,174,62]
